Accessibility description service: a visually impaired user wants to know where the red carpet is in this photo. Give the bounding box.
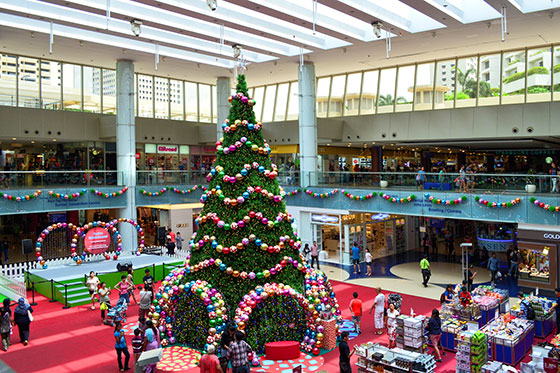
[1,279,548,372]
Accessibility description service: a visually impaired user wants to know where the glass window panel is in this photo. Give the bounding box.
[0,54,17,106]
[262,85,276,123]
[185,82,198,121]
[253,86,264,122]
[361,70,378,115]
[274,83,289,121]
[554,46,560,101]
[344,73,361,116]
[154,77,169,119]
[435,60,455,109]
[40,60,61,110]
[83,66,101,113]
[248,88,254,99]
[18,57,40,108]
[478,54,501,106]
[102,69,116,115]
[455,57,477,108]
[378,68,396,113]
[62,63,82,111]
[396,65,414,112]
[212,85,217,123]
[414,62,434,111]
[316,77,331,118]
[526,47,552,103]
[329,75,345,117]
[138,74,153,117]
[170,79,184,120]
[286,82,299,120]
[199,84,211,123]
[502,50,525,104]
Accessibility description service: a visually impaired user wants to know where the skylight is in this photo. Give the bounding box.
[507,0,560,13]
[423,0,502,24]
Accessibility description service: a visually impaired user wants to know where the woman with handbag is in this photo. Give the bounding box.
[13,297,33,346]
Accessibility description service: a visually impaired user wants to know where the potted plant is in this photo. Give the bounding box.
[525,169,536,193]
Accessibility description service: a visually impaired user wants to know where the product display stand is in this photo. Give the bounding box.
[355,342,436,373]
[456,330,488,373]
[395,314,427,353]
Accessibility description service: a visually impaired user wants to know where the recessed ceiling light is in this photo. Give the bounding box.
[53,139,57,142]
[12,137,16,140]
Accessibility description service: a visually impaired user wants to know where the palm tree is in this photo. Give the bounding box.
[456,67,477,93]
[378,94,408,106]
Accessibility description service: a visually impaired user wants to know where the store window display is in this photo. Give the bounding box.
[518,246,550,283]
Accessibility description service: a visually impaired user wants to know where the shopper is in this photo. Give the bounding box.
[426,310,443,362]
[420,255,431,287]
[302,243,311,262]
[349,292,363,334]
[0,298,11,351]
[168,228,175,243]
[365,248,373,276]
[310,241,320,270]
[465,264,477,292]
[220,325,236,357]
[459,286,472,307]
[442,284,454,304]
[98,282,111,320]
[114,321,131,372]
[517,292,535,320]
[131,328,144,366]
[550,162,558,193]
[339,331,356,373]
[553,288,560,333]
[199,344,223,373]
[416,167,426,190]
[369,287,385,335]
[143,320,161,373]
[143,269,155,301]
[115,275,130,304]
[166,235,176,255]
[176,232,184,251]
[127,269,137,305]
[138,284,152,319]
[86,271,100,310]
[506,245,513,272]
[386,303,399,348]
[508,247,519,279]
[487,253,500,285]
[227,331,255,373]
[351,243,361,275]
[438,167,446,191]
[13,298,33,346]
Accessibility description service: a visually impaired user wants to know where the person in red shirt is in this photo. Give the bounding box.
[199,344,222,373]
[459,286,472,307]
[349,292,363,334]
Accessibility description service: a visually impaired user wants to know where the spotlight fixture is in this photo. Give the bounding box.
[232,44,242,59]
[207,0,217,11]
[130,19,142,37]
[371,21,383,38]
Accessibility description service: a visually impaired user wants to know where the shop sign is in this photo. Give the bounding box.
[543,233,560,240]
[370,213,390,221]
[84,227,111,254]
[518,229,560,242]
[311,214,339,223]
[145,144,157,153]
[135,152,141,159]
[176,223,189,228]
[476,237,514,252]
[543,358,558,373]
[158,145,178,154]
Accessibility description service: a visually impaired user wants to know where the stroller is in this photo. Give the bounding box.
[104,298,128,326]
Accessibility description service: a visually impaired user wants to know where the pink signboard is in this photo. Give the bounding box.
[84,227,111,254]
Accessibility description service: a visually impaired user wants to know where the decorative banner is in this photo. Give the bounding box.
[381,193,416,203]
[139,187,168,196]
[475,196,521,208]
[425,194,467,206]
[84,227,111,254]
[285,189,301,197]
[342,190,376,201]
[48,189,86,200]
[172,185,207,194]
[91,186,128,198]
[0,190,41,202]
[530,197,560,212]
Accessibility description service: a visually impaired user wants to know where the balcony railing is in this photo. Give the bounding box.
[136,170,207,185]
[0,170,121,189]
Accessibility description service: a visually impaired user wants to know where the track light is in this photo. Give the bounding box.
[372,21,383,39]
[207,0,217,11]
[130,19,142,37]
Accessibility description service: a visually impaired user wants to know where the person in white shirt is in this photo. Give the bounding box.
[86,271,100,311]
[365,248,373,276]
[369,287,385,335]
[386,303,399,348]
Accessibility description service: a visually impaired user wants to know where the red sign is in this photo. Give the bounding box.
[135,152,141,159]
[544,358,559,373]
[157,145,178,154]
[84,227,111,254]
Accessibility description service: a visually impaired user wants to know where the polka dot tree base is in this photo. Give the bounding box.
[253,353,324,372]
[156,346,201,372]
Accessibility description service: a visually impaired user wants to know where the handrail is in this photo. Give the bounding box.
[0,170,123,189]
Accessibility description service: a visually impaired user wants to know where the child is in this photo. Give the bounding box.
[386,303,399,348]
[137,317,147,335]
[349,292,363,334]
[132,328,144,365]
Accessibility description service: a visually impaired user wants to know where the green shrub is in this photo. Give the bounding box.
[456,92,471,100]
[554,64,560,74]
[503,66,549,84]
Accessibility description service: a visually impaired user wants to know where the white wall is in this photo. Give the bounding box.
[168,208,194,242]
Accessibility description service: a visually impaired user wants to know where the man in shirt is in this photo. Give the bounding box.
[369,287,385,335]
[339,331,356,373]
[310,241,320,270]
[420,255,431,287]
[227,331,254,373]
[351,243,361,275]
[487,252,500,285]
[220,326,236,356]
[518,292,529,320]
[176,232,184,251]
[349,292,363,334]
[143,269,155,302]
[465,264,477,292]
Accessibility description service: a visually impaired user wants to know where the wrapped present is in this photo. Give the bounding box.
[319,318,337,350]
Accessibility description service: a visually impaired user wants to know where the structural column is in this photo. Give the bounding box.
[216,77,231,140]
[116,60,137,253]
[298,62,318,187]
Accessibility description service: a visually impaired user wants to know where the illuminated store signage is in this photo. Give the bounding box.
[158,145,178,154]
[311,214,339,224]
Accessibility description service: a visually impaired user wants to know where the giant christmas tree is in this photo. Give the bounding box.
[149,75,341,354]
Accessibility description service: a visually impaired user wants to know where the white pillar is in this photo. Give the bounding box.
[216,77,231,140]
[298,62,318,187]
[116,60,137,253]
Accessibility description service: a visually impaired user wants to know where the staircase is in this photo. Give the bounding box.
[54,280,92,308]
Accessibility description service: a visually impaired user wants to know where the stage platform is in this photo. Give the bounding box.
[27,254,185,307]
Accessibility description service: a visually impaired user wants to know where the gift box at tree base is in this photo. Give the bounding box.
[355,342,436,373]
[480,313,534,366]
[146,75,343,356]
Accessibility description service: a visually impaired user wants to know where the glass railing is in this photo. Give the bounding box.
[0,170,121,189]
[136,170,207,185]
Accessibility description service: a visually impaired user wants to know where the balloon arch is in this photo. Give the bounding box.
[35,218,145,268]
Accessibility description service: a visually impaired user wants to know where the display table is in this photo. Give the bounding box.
[355,343,436,373]
[535,312,556,338]
[264,341,300,360]
[483,318,534,366]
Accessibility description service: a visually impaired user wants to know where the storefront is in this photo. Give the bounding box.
[137,143,191,183]
[517,224,560,292]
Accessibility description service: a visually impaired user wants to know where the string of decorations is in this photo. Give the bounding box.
[425,194,467,206]
[201,186,285,205]
[0,190,42,201]
[195,211,294,231]
[48,189,86,200]
[139,187,168,196]
[207,162,278,184]
[305,188,338,198]
[530,197,560,212]
[475,196,521,208]
[380,193,416,203]
[342,190,376,201]
[172,185,207,194]
[190,233,297,255]
[91,186,128,198]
